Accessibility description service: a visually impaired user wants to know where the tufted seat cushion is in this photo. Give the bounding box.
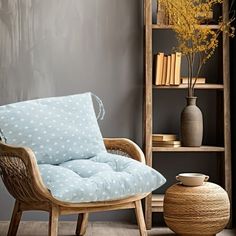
[38,152,166,203]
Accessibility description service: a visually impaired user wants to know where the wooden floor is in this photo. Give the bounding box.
[0,221,235,236]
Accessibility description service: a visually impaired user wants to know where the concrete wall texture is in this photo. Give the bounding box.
[0,0,220,223]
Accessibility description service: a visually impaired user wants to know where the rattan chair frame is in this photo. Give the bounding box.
[0,138,148,236]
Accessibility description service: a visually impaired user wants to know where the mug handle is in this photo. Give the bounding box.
[204,175,209,182]
[176,176,180,181]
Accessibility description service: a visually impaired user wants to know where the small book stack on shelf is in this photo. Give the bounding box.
[152,194,164,212]
[154,52,182,86]
[152,134,181,147]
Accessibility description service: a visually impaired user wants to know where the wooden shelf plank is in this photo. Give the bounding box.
[153,84,224,90]
[152,24,220,30]
[152,146,225,152]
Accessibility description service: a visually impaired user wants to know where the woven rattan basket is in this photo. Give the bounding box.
[164,182,230,236]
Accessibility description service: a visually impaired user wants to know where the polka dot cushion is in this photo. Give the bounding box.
[38,152,166,203]
[0,93,106,164]
[0,92,166,203]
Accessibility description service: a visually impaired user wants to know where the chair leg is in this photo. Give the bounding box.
[7,200,22,236]
[134,200,148,236]
[48,205,59,236]
[76,213,89,236]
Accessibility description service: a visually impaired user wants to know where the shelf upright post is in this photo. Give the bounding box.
[144,0,153,230]
[222,0,232,227]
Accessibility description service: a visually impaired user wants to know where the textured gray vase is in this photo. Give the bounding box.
[181,97,203,147]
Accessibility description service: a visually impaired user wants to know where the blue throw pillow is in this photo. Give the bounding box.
[0,92,106,164]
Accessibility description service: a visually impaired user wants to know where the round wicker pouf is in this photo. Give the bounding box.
[164,182,230,236]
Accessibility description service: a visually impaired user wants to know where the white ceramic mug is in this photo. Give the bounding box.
[176,173,209,187]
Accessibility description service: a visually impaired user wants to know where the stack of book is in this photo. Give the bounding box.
[152,194,164,212]
[181,77,206,84]
[154,52,182,86]
[152,134,181,147]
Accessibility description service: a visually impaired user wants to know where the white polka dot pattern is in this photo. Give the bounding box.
[38,152,166,203]
[0,93,106,164]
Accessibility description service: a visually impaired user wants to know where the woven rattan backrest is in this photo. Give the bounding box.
[0,142,50,202]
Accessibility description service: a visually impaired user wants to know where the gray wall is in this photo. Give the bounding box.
[0,0,221,224]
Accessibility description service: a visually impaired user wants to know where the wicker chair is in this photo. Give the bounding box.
[0,138,148,236]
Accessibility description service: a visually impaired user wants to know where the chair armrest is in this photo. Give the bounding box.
[103,138,146,164]
[0,142,52,203]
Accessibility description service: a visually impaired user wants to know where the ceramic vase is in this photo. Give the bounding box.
[181,97,203,147]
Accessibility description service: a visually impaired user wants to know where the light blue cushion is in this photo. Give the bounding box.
[0,93,106,164]
[38,152,166,203]
[0,93,166,202]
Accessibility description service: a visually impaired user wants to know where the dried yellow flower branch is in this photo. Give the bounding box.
[158,0,235,97]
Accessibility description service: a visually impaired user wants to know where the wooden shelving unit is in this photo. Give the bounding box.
[144,0,232,229]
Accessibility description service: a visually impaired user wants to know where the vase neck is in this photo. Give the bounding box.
[186,97,197,106]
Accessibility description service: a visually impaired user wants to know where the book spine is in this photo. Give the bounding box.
[165,55,171,85]
[170,53,176,85]
[174,52,182,85]
[162,56,168,85]
[156,53,164,85]
[153,54,158,85]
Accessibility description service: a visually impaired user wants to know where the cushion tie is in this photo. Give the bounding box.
[91,93,105,120]
[0,128,7,143]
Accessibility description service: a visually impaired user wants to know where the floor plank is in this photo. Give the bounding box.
[0,221,235,236]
